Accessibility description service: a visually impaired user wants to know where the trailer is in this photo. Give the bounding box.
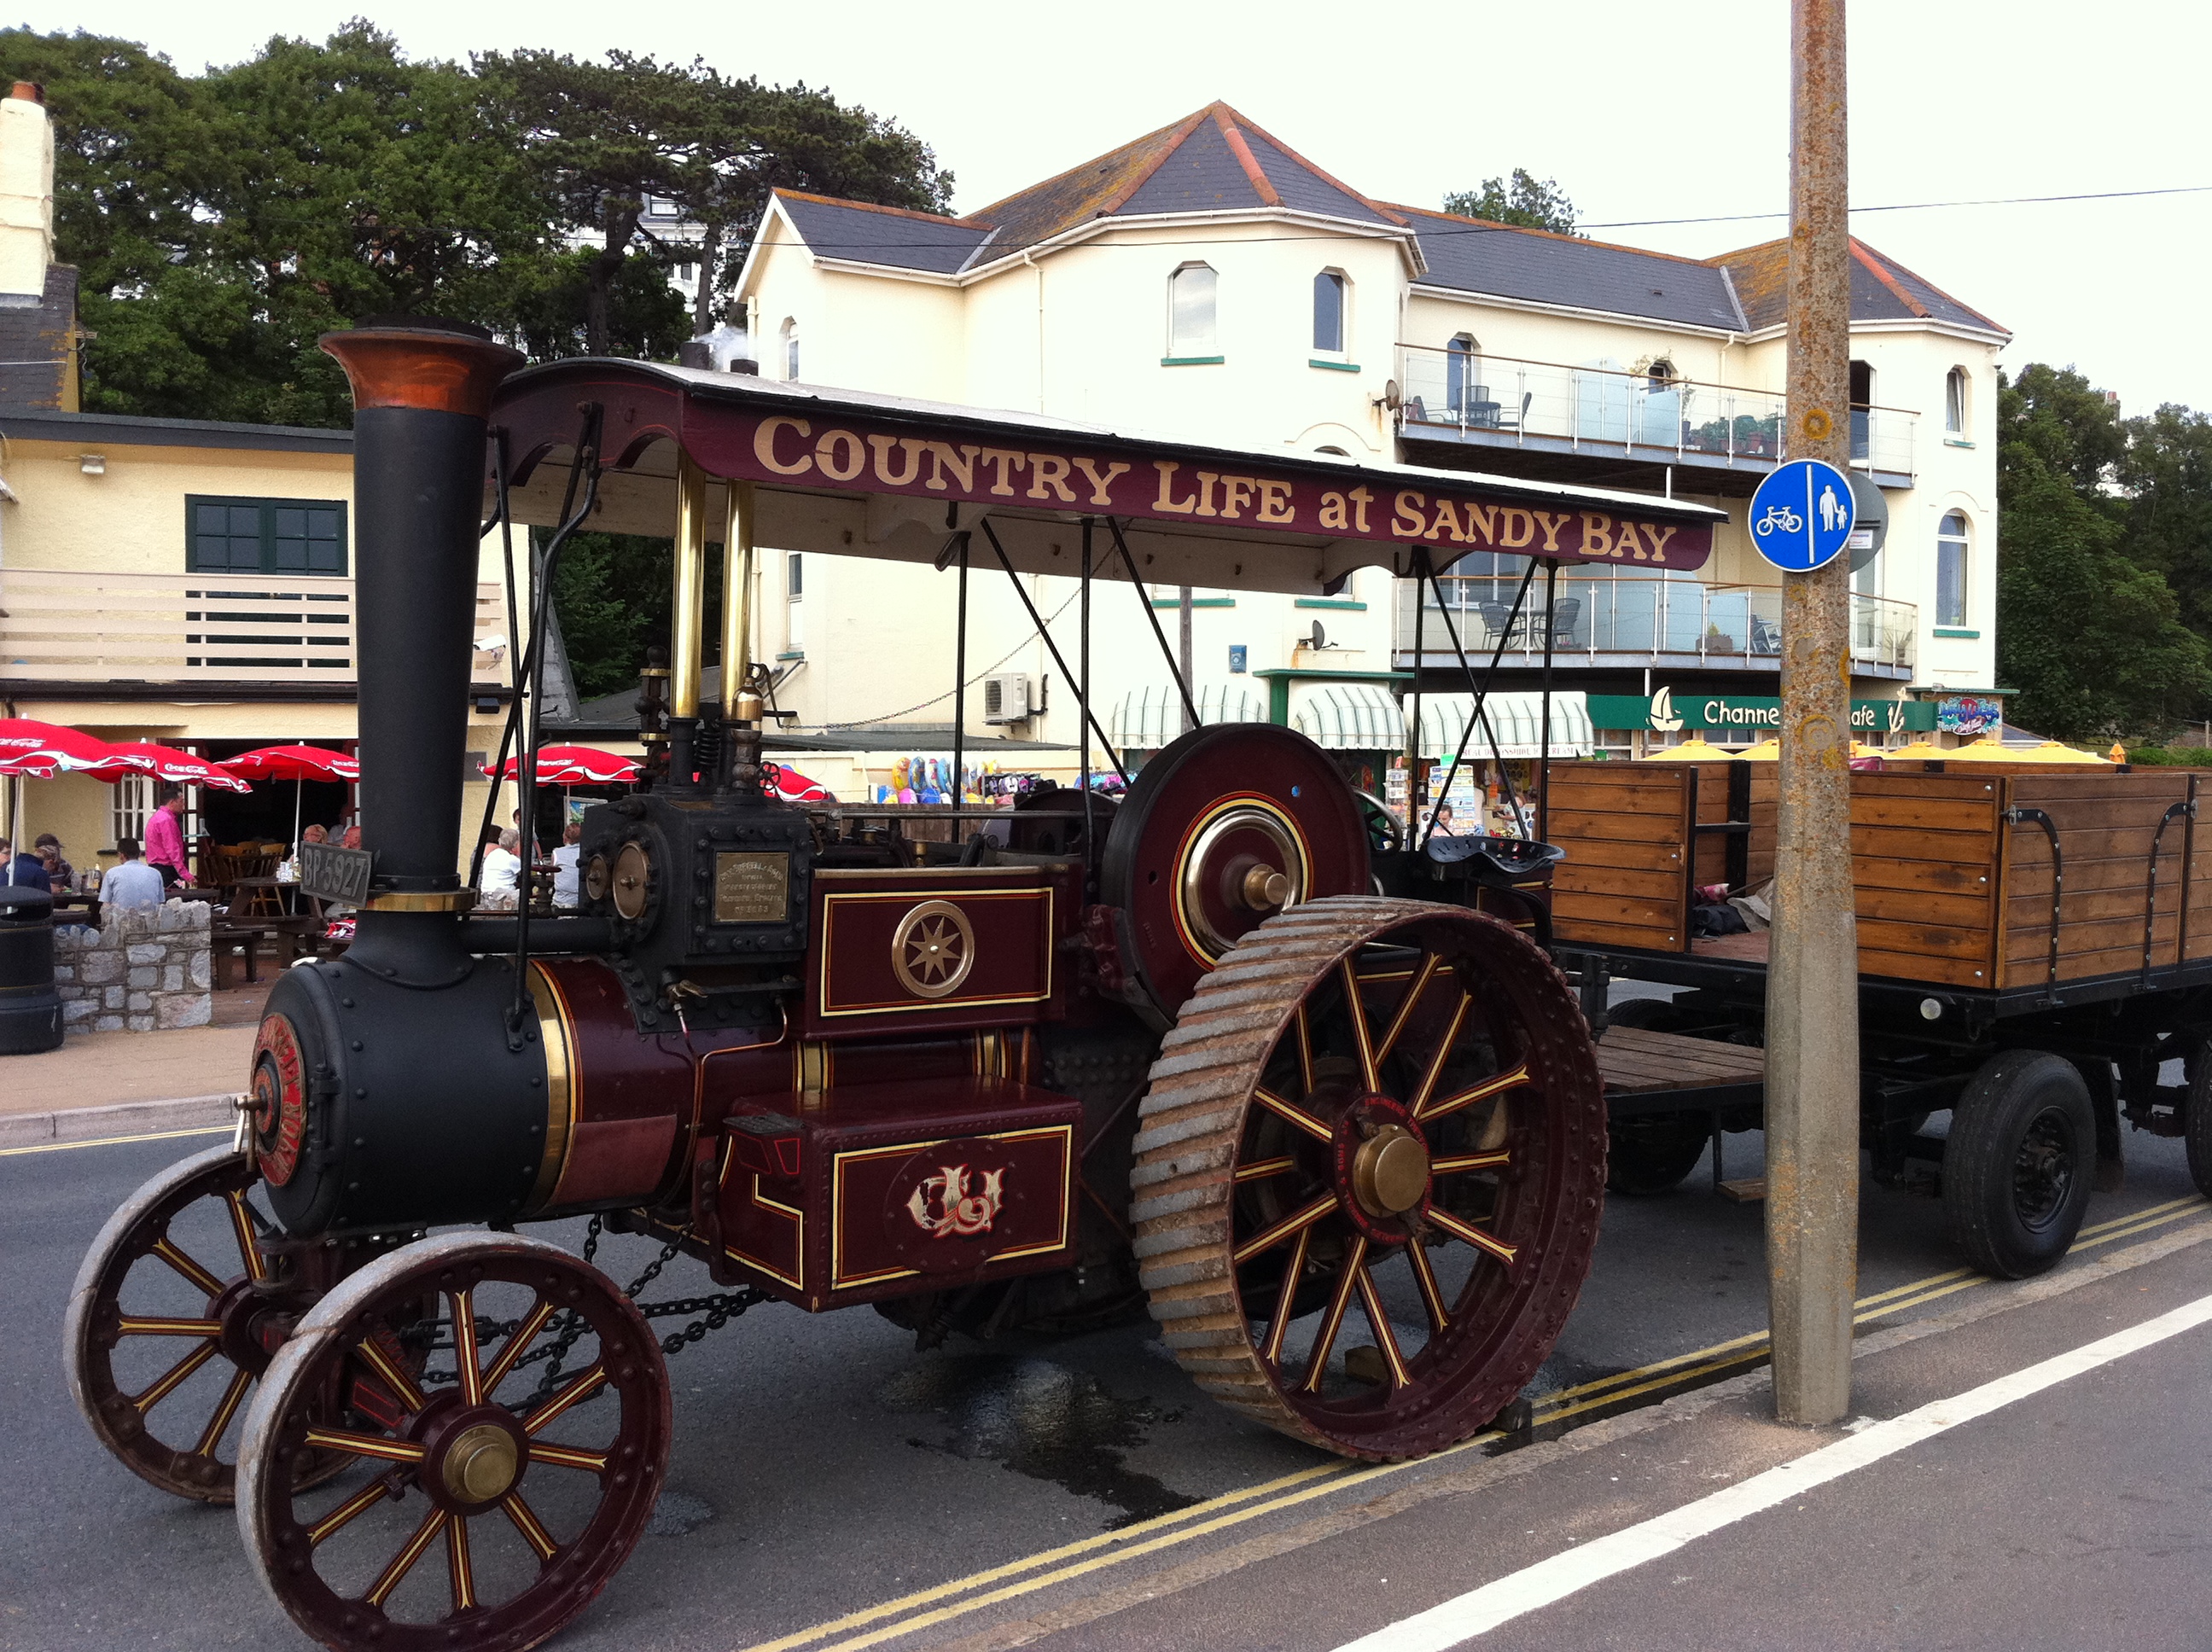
[62,320,1728,1652]
[1547,756,2212,1278]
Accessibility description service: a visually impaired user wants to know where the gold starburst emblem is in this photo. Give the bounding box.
[891,899,976,998]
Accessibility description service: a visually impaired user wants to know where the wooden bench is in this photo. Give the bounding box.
[211,924,269,990]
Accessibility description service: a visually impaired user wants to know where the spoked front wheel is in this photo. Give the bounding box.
[236,1230,672,1652]
[1132,897,1606,1460]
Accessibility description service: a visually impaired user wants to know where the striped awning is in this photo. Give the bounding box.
[1291,683,1405,750]
[1110,683,1269,750]
[1414,691,1591,760]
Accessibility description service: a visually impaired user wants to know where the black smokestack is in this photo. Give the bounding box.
[322,320,522,895]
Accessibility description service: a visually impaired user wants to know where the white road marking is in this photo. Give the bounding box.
[1334,1289,2212,1652]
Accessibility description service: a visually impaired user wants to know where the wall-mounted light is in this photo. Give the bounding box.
[79,453,104,475]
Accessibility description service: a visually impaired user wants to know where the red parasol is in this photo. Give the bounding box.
[0,718,140,779]
[104,742,252,793]
[764,763,833,805]
[221,743,360,782]
[484,746,639,787]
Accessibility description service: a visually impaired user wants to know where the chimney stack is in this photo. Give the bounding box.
[0,82,52,311]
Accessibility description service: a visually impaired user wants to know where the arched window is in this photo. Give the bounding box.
[1313,270,1346,354]
[1946,367,1969,435]
[1647,358,1676,388]
[1168,264,1217,358]
[1936,512,1970,627]
[779,317,800,381]
[1446,334,1479,413]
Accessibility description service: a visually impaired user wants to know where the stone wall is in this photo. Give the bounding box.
[53,902,212,1033]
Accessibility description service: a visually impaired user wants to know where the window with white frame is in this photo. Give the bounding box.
[1945,367,1969,435]
[786,552,805,651]
[1446,334,1479,413]
[1312,270,1346,355]
[1936,512,1970,627]
[1167,264,1217,358]
[111,773,153,852]
[779,317,800,381]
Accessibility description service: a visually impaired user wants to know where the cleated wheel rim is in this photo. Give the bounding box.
[1132,897,1606,1460]
[65,1143,339,1504]
[236,1230,671,1652]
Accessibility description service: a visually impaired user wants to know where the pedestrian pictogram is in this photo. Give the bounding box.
[1748,458,1855,573]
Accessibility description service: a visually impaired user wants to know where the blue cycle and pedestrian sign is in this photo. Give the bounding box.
[1749,458,1855,573]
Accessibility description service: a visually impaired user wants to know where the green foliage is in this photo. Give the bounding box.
[1442,169,1579,236]
[2122,747,2211,766]
[550,532,673,701]
[2116,402,2212,639]
[4,25,950,423]
[1995,365,2212,743]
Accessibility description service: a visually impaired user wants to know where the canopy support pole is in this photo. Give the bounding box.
[1104,516,1200,733]
[1417,556,1537,852]
[1407,551,1427,834]
[952,530,969,820]
[1539,558,1559,844]
[975,519,1129,785]
[1080,519,1095,891]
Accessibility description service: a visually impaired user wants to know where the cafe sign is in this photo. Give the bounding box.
[1587,689,1936,735]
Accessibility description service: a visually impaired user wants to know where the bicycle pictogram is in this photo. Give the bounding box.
[1755,503,1803,538]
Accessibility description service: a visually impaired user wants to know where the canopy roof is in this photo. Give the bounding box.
[1414,691,1592,760]
[489,362,1722,597]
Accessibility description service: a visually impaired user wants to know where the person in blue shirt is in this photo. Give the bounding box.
[102,838,166,910]
[3,835,51,890]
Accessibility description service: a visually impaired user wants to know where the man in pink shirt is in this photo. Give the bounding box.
[143,786,192,887]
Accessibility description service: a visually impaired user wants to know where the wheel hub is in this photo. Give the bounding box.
[416,1406,529,1510]
[442,1422,521,1504]
[1352,1126,1431,1217]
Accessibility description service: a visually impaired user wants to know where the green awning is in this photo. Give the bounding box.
[1415,691,1591,760]
[1291,683,1406,750]
[1110,683,1268,750]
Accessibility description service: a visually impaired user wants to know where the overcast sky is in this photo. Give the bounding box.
[29,0,2208,417]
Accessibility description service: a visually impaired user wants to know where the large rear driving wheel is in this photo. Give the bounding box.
[1131,897,1605,1459]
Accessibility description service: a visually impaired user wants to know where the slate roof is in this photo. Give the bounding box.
[0,264,77,412]
[1712,237,2007,335]
[764,104,2002,339]
[767,102,1405,277]
[1394,206,1745,332]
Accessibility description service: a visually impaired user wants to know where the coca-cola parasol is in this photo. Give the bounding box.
[221,744,360,782]
[105,742,252,793]
[484,746,639,787]
[0,718,139,779]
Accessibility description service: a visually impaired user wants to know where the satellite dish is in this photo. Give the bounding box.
[1377,379,1402,411]
[1304,621,1329,651]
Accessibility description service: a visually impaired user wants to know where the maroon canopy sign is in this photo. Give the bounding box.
[492,364,1718,573]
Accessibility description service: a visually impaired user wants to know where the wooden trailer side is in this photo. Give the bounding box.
[2000,771,2193,989]
[1848,771,2004,988]
[2181,774,2212,963]
[1547,762,1691,952]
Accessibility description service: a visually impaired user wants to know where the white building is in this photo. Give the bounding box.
[720,102,2005,778]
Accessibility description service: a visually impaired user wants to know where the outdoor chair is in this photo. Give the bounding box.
[1545,596,1583,648]
[1476,602,1527,649]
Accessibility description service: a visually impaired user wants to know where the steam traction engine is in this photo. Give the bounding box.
[62,323,1638,1651]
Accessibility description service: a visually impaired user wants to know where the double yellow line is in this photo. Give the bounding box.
[742,1192,2212,1652]
[0,1123,229,1159]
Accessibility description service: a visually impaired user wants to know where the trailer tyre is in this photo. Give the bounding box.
[1944,1051,2095,1279]
[2184,1040,2212,1201]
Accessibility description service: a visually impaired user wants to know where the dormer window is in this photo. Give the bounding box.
[1313,271,1346,354]
[1167,264,1218,360]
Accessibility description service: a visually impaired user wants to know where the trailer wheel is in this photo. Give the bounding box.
[1603,1000,1709,1196]
[236,1230,670,1652]
[1130,896,1604,1460]
[2185,1039,2212,1201]
[1943,1051,2095,1278]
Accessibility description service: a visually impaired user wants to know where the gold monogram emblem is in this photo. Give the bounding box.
[906,1163,1004,1237]
[890,899,975,998]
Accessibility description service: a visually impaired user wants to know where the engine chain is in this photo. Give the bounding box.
[416,1215,767,1405]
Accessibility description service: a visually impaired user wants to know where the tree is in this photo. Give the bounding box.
[1442,169,1579,236]
[1995,366,2212,742]
[2116,402,2212,639]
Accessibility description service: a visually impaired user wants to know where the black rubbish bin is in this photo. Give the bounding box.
[0,884,63,1053]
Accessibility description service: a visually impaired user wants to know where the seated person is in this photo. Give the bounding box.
[102,837,167,910]
[480,828,523,906]
[4,834,51,891]
[551,823,583,909]
[35,833,73,888]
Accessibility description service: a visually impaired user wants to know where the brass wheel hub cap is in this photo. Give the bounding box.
[441,1422,521,1504]
[1351,1125,1431,1217]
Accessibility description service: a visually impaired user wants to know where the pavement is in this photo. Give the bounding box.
[0,979,268,1147]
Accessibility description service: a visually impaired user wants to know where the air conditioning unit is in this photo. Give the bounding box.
[983,672,1033,724]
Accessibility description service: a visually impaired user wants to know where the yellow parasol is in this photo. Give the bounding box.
[1734,737,1883,761]
[1639,736,1741,761]
[1943,736,2111,764]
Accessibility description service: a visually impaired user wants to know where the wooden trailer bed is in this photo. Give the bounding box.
[1549,761,2208,997]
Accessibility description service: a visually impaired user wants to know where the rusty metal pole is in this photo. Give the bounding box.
[1767,0,1860,1426]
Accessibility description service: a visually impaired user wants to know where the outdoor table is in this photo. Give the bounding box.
[229,876,296,919]
[49,892,102,928]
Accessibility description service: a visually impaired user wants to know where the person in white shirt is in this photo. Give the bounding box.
[480,829,522,904]
[551,823,583,909]
[102,838,167,911]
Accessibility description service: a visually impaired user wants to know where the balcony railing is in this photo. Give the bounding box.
[1396,573,1916,675]
[1395,344,1918,480]
[0,567,510,685]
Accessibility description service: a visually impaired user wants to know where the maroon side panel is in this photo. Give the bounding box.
[800,868,1070,1040]
[713,1076,1082,1311]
